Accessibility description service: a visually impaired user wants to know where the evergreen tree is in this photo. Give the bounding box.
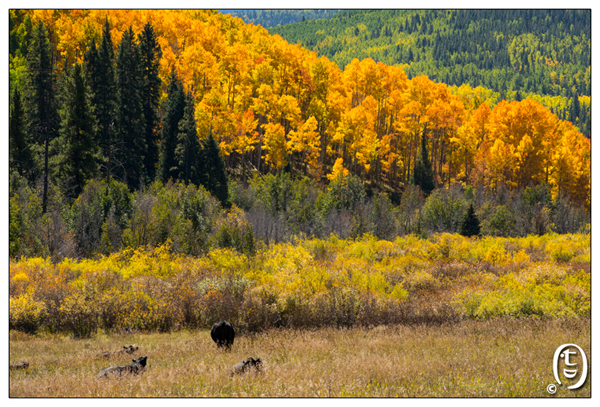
[24,20,58,213]
[138,22,162,183]
[413,129,435,195]
[114,26,146,189]
[10,87,33,180]
[85,20,117,189]
[55,62,100,200]
[158,71,186,183]
[202,131,229,207]
[175,91,203,185]
[460,203,481,237]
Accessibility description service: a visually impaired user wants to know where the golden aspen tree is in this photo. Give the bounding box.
[327,157,349,181]
[486,99,557,189]
[262,122,287,170]
[550,120,591,207]
[450,102,491,183]
[287,116,321,178]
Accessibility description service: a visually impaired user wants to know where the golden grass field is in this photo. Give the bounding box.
[9,317,590,398]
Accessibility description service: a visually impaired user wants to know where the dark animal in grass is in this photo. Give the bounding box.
[10,361,29,370]
[231,357,262,375]
[211,320,235,350]
[97,345,139,359]
[97,356,147,378]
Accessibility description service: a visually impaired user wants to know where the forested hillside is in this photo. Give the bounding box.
[9,9,590,261]
[220,9,342,28]
[270,9,591,137]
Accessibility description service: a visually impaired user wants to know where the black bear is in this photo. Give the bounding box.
[211,320,235,350]
[231,357,262,375]
[97,356,147,378]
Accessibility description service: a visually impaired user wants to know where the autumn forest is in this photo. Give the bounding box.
[9,9,591,261]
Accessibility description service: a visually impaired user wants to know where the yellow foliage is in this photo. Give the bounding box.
[8,232,589,332]
[10,289,47,333]
[327,157,349,182]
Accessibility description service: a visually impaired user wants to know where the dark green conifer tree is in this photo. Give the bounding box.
[158,71,186,183]
[413,129,435,196]
[460,203,481,237]
[84,19,117,189]
[202,131,229,207]
[55,62,100,200]
[175,91,203,185]
[24,20,58,213]
[10,87,33,180]
[138,22,162,183]
[114,26,146,189]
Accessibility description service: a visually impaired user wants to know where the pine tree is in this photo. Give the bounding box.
[10,87,33,180]
[175,91,203,185]
[114,26,146,189]
[158,71,186,183]
[460,203,481,237]
[55,62,100,200]
[138,22,162,183]
[85,19,117,190]
[413,129,435,195]
[202,131,229,207]
[24,20,58,213]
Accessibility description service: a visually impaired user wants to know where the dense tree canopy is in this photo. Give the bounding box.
[10,10,590,223]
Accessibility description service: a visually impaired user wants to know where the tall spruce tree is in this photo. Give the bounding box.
[55,62,100,200]
[460,203,481,237]
[84,19,117,190]
[202,131,229,207]
[114,26,146,189]
[158,71,186,183]
[413,129,435,195]
[24,20,58,213]
[175,91,203,185]
[138,22,162,183]
[10,87,33,180]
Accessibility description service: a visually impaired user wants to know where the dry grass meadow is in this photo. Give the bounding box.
[9,317,590,398]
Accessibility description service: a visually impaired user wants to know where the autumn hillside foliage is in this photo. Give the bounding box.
[12,10,590,208]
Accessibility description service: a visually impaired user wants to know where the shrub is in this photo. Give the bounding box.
[403,270,440,292]
[421,187,467,233]
[550,245,574,263]
[58,292,100,338]
[482,204,516,237]
[214,206,256,256]
[10,290,47,334]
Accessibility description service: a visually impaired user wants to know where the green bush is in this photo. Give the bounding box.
[421,188,467,233]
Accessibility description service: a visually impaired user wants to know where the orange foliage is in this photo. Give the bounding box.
[22,10,590,206]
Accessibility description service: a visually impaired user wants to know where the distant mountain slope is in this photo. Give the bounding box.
[219,9,343,28]
[269,9,591,137]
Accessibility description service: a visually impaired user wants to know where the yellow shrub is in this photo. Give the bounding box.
[10,289,47,334]
[403,270,441,292]
[547,242,574,263]
[58,292,99,338]
[512,250,530,263]
[12,272,29,283]
[483,245,508,264]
